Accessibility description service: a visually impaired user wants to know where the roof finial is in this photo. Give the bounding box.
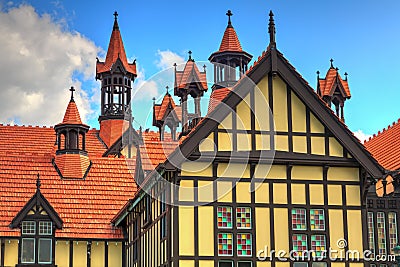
[226,10,233,27]
[36,173,41,191]
[166,85,169,95]
[203,64,207,72]
[268,10,276,47]
[344,72,348,81]
[316,70,320,79]
[113,11,119,30]
[152,97,156,105]
[188,50,192,61]
[330,58,334,68]
[69,86,75,102]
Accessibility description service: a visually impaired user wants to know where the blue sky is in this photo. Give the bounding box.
[0,0,399,141]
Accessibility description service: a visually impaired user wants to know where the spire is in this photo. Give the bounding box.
[69,86,75,102]
[218,10,243,52]
[188,50,193,61]
[226,10,233,27]
[268,10,276,47]
[61,87,83,125]
[36,173,41,191]
[330,58,334,68]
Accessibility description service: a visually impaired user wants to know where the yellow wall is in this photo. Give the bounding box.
[309,184,324,205]
[181,162,213,177]
[291,92,306,132]
[73,242,87,267]
[256,134,270,150]
[199,260,214,267]
[347,210,363,258]
[346,185,361,206]
[273,183,287,204]
[218,163,250,178]
[310,113,325,133]
[329,137,343,157]
[218,132,233,151]
[272,76,288,132]
[292,166,322,180]
[198,206,214,256]
[293,136,307,153]
[291,183,306,204]
[255,182,269,203]
[236,94,251,130]
[329,209,344,255]
[311,136,325,155]
[179,180,194,202]
[219,113,232,129]
[91,242,105,267]
[328,167,359,181]
[198,180,214,203]
[179,206,194,256]
[217,181,232,202]
[108,242,122,267]
[55,240,70,267]
[275,135,288,151]
[236,182,251,203]
[199,132,215,152]
[256,207,270,253]
[237,133,252,151]
[4,239,18,267]
[328,185,342,205]
[179,260,195,267]
[255,76,270,131]
[274,208,289,252]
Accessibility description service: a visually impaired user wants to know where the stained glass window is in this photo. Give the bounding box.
[377,212,386,255]
[311,235,326,257]
[218,207,233,229]
[236,207,251,229]
[292,209,307,230]
[367,212,375,258]
[310,209,325,231]
[292,234,307,256]
[218,233,233,256]
[388,212,397,253]
[237,233,252,256]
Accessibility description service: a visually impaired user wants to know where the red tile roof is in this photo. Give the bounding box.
[154,94,179,121]
[364,119,400,170]
[54,154,91,179]
[96,19,136,75]
[207,88,231,114]
[318,67,350,98]
[175,60,208,91]
[61,101,83,124]
[0,124,137,239]
[219,25,243,52]
[99,119,129,148]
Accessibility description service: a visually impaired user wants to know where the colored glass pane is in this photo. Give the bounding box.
[367,212,375,258]
[310,209,325,231]
[292,234,307,256]
[237,233,252,256]
[388,212,397,253]
[292,209,307,230]
[311,235,326,258]
[377,212,386,255]
[236,207,252,229]
[218,233,233,256]
[217,206,232,229]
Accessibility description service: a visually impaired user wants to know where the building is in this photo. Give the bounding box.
[113,11,387,267]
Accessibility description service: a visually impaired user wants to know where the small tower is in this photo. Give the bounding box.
[96,12,137,147]
[208,10,252,89]
[53,87,91,179]
[317,59,351,122]
[153,86,181,141]
[174,51,208,137]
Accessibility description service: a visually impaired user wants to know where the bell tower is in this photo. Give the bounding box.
[96,12,137,147]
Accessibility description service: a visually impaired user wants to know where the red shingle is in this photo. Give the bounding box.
[219,26,242,52]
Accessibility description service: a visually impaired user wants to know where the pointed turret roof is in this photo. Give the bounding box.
[218,10,243,52]
[96,12,137,75]
[174,52,208,92]
[59,87,85,125]
[317,59,351,98]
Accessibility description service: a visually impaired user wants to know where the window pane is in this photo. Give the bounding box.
[237,233,252,256]
[388,212,397,253]
[39,238,52,263]
[217,206,232,229]
[21,238,35,263]
[22,221,36,235]
[39,221,52,235]
[292,209,307,230]
[377,212,387,255]
[219,261,233,267]
[292,234,307,256]
[236,207,252,229]
[312,263,327,267]
[218,233,233,256]
[161,216,167,239]
[294,263,308,267]
[311,235,326,258]
[310,209,325,230]
[238,262,252,267]
[367,212,375,257]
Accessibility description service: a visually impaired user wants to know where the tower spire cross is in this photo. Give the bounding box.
[69,86,75,102]
[114,11,118,20]
[226,10,233,25]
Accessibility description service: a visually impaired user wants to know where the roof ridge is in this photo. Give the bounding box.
[366,118,400,143]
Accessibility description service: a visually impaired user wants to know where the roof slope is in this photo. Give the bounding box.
[175,59,208,91]
[219,24,242,52]
[0,124,136,239]
[318,66,350,98]
[364,119,400,170]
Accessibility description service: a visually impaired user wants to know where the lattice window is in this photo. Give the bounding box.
[292,234,307,256]
[310,209,325,231]
[39,221,52,235]
[218,233,233,256]
[377,212,387,255]
[292,209,307,230]
[388,212,397,253]
[218,206,233,229]
[237,233,252,256]
[377,200,385,209]
[236,207,251,229]
[311,235,326,257]
[388,200,397,209]
[22,221,36,235]
[367,199,374,209]
[367,212,375,257]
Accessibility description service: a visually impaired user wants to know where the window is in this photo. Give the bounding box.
[367,212,375,257]
[144,195,152,226]
[367,199,374,209]
[310,209,325,230]
[311,235,326,257]
[377,200,385,209]
[388,200,397,209]
[160,191,167,239]
[312,263,327,267]
[218,233,233,256]
[237,233,252,256]
[377,212,387,255]
[292,208,307,230]
[21,220,54,265]
[238,262,252,267]
[218,206,233,229]
[219,261,233,267]
[388,212,397,253]
[294,263,308,267]
[236,207,251,229]
[292,234,307,256]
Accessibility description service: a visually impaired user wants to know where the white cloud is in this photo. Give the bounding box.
[0,5,100,126]
[155,50,185,70]
[353,129,372,143]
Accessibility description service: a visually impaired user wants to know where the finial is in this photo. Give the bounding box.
[203,64,207,72]
[152,97,156,105]
[316,70,320,78]
[69,86,75,102]
[268,10,276,47]
[188,50,192,61]
[226,10,233,26]
[96,57,99,63]
[344,72,348,81]
[166,85,169,95]
[173,63,177,70]
[36,173,41,190]
[330,58,334,68]
[335,67,339,71]
[113,11,119,30]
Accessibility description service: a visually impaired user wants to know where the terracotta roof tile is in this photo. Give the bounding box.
[207,88,231,113]
[318,67,350,98]
[219,25,243,52]
[364,119,400,170]
[99,119,129,148]
[54,154,91,179]
[175,60,208,91]
[60,101,83,125]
